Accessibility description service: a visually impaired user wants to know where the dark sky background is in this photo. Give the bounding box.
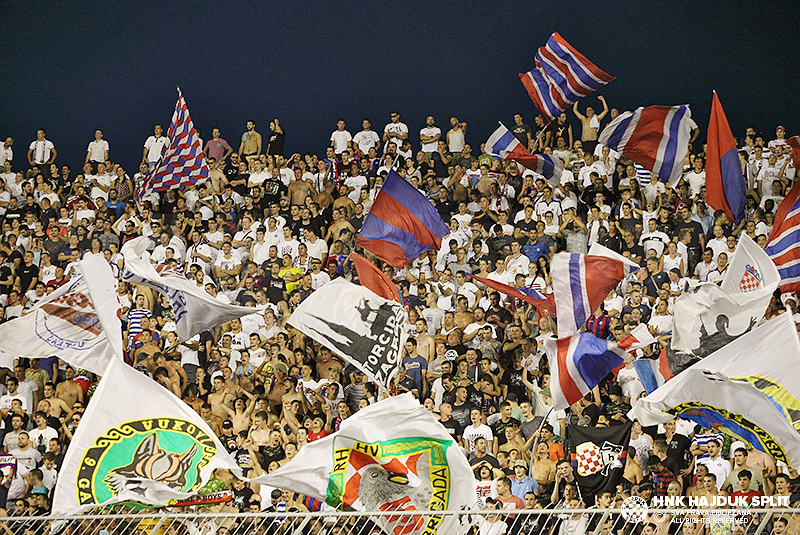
[2,2,798,173]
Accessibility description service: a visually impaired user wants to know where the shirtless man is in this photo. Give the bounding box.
[135,328,161,360]
[154,352,187,393]
[183,384,204,415]
[55,367,83,407]
[207,157,227,194]
[208,375,235,420]
[453,296,474,331]
[239,120,262,165]
[743,443,776,478]
[41,382,71,420]
[332,185,355,218]
[324,208,355,243]
[200,403,223,436]
[414,318,435,362]
[573,96,608,154]
[287,167,315,206]
[248,411,272,447]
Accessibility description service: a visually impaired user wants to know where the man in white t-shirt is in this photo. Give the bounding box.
[352,119,381,154]
[383,111,409,152]
[86,129,110,164]
[684,157,706,196]
[330,119,353,155]
[419,116,441,159]
[27,129,57,175]
[143,124,168,168]
[0,137,12,165]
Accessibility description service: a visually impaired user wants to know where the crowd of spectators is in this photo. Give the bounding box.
[0,104,797,533]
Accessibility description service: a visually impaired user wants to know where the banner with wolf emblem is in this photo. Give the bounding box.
[288,278,407,391]
[52,357,240,515]
[121,256,257,340]
[569,421,631,500]
[250,394,476,535]
[0,255,123,375]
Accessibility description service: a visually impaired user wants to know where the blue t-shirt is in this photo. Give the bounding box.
[401,354,428,391]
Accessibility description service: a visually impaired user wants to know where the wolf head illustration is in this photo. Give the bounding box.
[104,433,198,498]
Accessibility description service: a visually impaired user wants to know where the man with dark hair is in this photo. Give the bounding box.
[647,455,677,497]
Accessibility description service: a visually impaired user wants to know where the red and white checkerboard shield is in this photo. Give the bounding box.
[575,441,603,476]
[739,264,763,292]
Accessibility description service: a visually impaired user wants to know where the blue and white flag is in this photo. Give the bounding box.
[599,105,697,185]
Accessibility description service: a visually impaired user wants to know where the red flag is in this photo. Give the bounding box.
[351,253,401,303]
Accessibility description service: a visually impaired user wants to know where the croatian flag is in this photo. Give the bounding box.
[470,274,556,317]
[519,32,615,122]
[766,178,800,292]
[706,92,746,225]
[140,87,209,202]
[485,123,563,183]
[598,105,697,185]
[356,169,449,268]
[544,333,628,410]
[552,251,640,337]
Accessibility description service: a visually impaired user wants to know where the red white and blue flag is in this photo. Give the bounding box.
[705,91,746,225]
[519,32,615,122]
[632,354,673,394]
[470,274,556,317]
[139,87,209,202]
[551,251,640,337]
[544,332,628,410]
[766,178,800,292]
[598,105,697,185]
[356,169,449,268]
[485,122,563,183]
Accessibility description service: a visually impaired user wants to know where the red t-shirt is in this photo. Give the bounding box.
[308,429,329,442]
[732,489,763,505]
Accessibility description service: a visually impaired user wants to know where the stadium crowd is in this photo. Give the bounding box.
[0,104,797,533]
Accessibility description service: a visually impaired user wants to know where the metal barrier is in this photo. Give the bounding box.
[4,508,800,535]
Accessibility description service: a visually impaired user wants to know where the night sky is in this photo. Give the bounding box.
[2,2,798,172]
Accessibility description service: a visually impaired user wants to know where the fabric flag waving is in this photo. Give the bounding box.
[52,357,241,515]
[570,422,631,500]
[250,394,476,534]
[139,87,209,202]
[631,313,800,466]
[787,136,800,170]
[121,256,257,340]
[352,252,401,302]
[288,279,407,391]
[485,122,563,183]
[598,105,697,185]
[632,356,672,394]
[706,91,746,225]
[551,251,640,337]
[519,32,615,122]
[0,255,122,375]
[356,169,449,268]
[544,333,628,411]
[720,233,779,295]
[766,177,800,292]
[616,323,657,353]
[470,274,556,317]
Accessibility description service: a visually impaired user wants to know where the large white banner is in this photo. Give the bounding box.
[288,278,407,391]
[0,255,123,375]
[251,394,476,534]
[52,357,240,515]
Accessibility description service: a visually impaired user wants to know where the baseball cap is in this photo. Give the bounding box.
[514,460,528,469]
[222,420,234,429]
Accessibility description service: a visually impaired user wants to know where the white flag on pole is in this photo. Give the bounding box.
[121,256,256,340]
[52,357,240,515]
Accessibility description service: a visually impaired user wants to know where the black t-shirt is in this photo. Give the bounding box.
[451,400,475,428]
[661,432,693,469]
[501,367,527,403]
[514,219,537,244]
[511,123,532,147]
[435,200,455,222]
[621,241,645,262]
[0,265,12,295]
[444,343,467,362]
[438,416,463,444]
[17,263,39,292]
[263,275,287,304]
[674,219,705,249]
[547,121,570,146]
[262,179,285,204]
[267,130,286,156]
[232,486,255,512]
[491,417,521,447]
